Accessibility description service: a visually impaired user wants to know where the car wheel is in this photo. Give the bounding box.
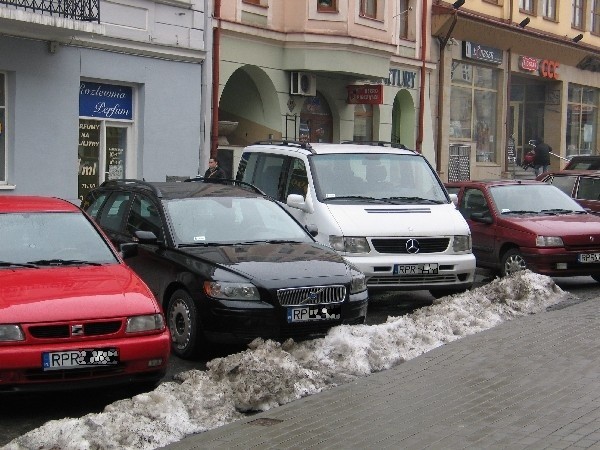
[501,248,527,276]
[167,289,203,359]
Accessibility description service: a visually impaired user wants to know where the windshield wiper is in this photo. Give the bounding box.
[322,195,391,204]
[540,208,582,215]
[0,261,39,269]
[178,242,224,247]
[382,196,445,204]
[26,259,102,266]
[500,210,538,215]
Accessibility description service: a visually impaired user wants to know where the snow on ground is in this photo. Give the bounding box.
[4,270,569,450]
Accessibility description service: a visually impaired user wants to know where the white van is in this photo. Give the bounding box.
[236,141,475,298]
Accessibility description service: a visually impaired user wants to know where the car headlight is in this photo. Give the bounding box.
[126,314,165,333]
[204,281,260,300]
[453,235,472,252]
[0,324,25,341]
[350,271,367,294]
[329,236,370,254]
[536,236,564,247]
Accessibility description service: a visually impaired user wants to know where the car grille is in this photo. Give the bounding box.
[371,238,450,254]
[23,365,124,382]
[369,274,457,286]
[28,321,123,339]
[277,285,346,306]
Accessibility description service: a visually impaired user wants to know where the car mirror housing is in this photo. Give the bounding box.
[305,223,318,237]
[120,242,139,259]
[470,212,493,224]
[134,230,159,244]
[287,194,312,213]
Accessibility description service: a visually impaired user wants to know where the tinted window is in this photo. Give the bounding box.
[546,175,577,196]
[565,157,600,170]
[127,195,163,238]
[459,188,489,219]
[577,177,600,201]
[85,192,109,218]
[283,158,309,199]
[98,192,133,232]
[251,154,286,200]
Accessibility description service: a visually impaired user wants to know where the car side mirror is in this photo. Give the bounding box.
[470,212,493,224]
[287,194,312,213]
[449,193,458,206]
[120,242,138,259]
[134,230,159,243]
[305,223,318,237]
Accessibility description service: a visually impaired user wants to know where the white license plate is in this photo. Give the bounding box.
[42,348,119,371]
[394,263,439,275]
[578,253,600,263]
[287,305,341,323]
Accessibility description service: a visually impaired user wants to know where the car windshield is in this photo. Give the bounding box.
[310,153,448,204]
[165,196,313,245]
[0,212,118,266]
[489,184,586,214]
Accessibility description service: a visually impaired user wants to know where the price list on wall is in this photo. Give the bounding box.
[78,119,101,200]
[106,127,126,180]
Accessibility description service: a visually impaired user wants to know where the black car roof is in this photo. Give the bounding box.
[99,179,263,200]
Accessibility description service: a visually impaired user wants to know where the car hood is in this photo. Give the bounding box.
[324,203,467,235]
[498,214,600,243]
[0,264,159,323]
[181,242,350,282]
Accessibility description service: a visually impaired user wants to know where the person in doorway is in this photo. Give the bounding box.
[204,157,226,180]
[532,137,551,177]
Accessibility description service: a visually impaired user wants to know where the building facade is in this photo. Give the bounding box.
[432,0,600,181]
[0,0,210,203]
[212,0,436,177]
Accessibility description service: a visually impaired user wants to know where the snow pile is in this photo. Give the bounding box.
[5,271,568,450]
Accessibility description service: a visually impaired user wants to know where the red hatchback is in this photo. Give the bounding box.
[0,196,170,392]
[445,180,600,281]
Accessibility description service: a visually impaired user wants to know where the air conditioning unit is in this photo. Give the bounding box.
[290,72,316,96]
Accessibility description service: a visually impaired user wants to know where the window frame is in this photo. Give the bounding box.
[592,0,600,34]
[572,0,585,29]
[317,0,337,12]
[360,0,378,19]
[542,0,557,20]
[519,0,536,15]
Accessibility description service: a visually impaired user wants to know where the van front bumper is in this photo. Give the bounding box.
[345,253,476,291]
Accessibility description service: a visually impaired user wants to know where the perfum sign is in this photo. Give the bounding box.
[79,82,133,120]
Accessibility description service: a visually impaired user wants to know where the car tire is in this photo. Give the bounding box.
[167,289,203,359]
[501,248,527,276]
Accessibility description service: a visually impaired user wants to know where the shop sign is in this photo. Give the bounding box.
[347,85,383,104]
[385,69,417,89]
[463,41,503,65]
[539,60,560,79]
[79,82,133,120]
[519,56,538,72]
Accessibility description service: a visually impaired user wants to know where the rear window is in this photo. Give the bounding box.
[565,157,600,170]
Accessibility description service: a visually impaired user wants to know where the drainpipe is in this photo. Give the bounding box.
[211,0,221,158]
[416,0,428,153]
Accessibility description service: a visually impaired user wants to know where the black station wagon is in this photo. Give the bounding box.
[82,179,368,359]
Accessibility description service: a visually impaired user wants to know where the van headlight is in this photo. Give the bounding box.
[536,236,563,247]
[453,235,472,252]
[329,236,370,254]
[126,314,165,333]
[204,281,260,300]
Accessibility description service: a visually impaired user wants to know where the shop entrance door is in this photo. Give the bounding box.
[509,102,523,164]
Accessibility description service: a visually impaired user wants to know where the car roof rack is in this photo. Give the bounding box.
[252,139,315,154]
[184,176,266,195]
[340,140,409,150]
[100,179,164,198]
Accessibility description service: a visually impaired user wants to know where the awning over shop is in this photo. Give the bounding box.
[432,4,600,72]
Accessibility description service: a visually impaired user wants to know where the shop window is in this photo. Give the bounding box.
[572,0,585,28]
[450,62,499,163]
[520,0,536,14]
[542,0,557,20]
[593,0,600,33]
[317,0,337,12]
[353,104,374,142]
[300,93,333,143]
[0,73,5,184]
[567,84,598,157]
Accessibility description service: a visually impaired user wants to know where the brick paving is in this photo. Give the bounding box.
[164,298,600,450]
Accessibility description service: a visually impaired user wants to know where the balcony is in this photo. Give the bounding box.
[0,0,103,41]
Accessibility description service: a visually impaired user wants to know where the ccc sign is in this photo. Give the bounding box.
[539,60,560,79]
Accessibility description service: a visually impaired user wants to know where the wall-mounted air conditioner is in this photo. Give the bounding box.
[290,72,316,96]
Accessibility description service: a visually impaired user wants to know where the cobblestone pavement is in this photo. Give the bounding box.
[164,296,600,450]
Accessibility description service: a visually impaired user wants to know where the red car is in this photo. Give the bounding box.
[536,170,600,214]
[0,196,170,392]
[445,180,600,280]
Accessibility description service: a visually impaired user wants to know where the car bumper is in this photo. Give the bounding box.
[202,293,369,344]
[523,248,600,277]
[0,331,171,392]
[344,253,476,290]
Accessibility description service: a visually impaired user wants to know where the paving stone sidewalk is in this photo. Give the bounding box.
[165,298,600,449]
